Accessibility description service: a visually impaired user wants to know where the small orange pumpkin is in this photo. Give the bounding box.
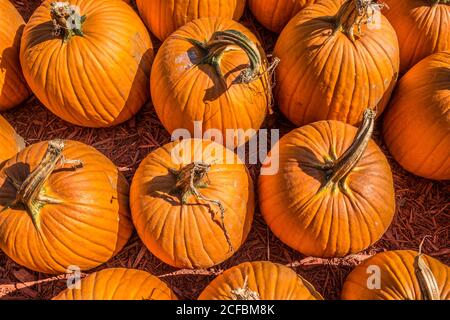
[0,140,133,274]
[130,139,254,269]
[248,0,316,33]
[0,115,25,165]
[0,0,30,111]
[274,0,400,126]
[151,18,271,147]
[383,52,450,180]
[20,0,154,127]
[136,0,246,41]
[259,109,396,258]
[383,0,450,73]
[198,261,323,300]
[53,268,177,300]
[342,250,450,300]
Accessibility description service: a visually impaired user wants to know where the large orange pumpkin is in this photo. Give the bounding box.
[20,0,154,128]
[259,109,396,258]
[0,140,133,274]
[274,0,399,126]
[248,0,316,33]
[342,250,450,300]
[383,0,450,73]
[151,18,271,148]
[130,139,254,269]
[198,261,323,300]
[53,268,177,300]
[0,0,30,111]
[136,0,246,41]
[0,115,24,165]
[383,52,450,180]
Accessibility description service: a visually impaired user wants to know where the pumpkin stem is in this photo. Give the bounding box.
[230,276,260,300]
[50,2,86,42]
[433,0,450,5]
[185,29,264,84]
[334,0,385,42]
[1,140,83,231]
[169,162,234,253]
[414,236,441,300]
[325,108,376,186]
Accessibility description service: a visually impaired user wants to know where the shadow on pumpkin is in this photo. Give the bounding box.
[0,162,31,210]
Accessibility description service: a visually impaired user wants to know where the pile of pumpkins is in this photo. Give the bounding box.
[0,0,449,300]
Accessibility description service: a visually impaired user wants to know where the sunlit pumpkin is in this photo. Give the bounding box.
[274,0,399,126]
[259,109,396,258]
[20,0,154,127]
[342,250,450,300]
[383,0,450,73]
[130,139,254,269]
[53,268,177,300]
[0,140,133,274]
[383,52,450,180]
[198,261,323,300]
[0,115,24,165]
[136,0,246,41]
[0,0,30,111]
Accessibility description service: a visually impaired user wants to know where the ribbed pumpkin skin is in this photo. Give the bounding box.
[199,261,323,300]
[136,0,246,41]
[151,18,269,148]
[274,0,399,126]
[0,0,30,111]
[342,250,450,300]
[384,0,450,74]
[248,0,316,33]
[53,268,177,300]
[383,52,450,180]
[130,139,254,269]
[20,0,154,128]
[0,141,133,274]
[259,120,395,258]
[0,115,24,165]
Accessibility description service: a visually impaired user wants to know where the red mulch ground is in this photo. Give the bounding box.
[1,0,448,300]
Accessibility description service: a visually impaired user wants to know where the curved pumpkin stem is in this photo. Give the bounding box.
[334,0,385,42]
[414,236,441,300]
[0,139,83,231]
[230,275,260,300]
[169,162,234,253]
[50,2,86,42]
[185,29,264,84]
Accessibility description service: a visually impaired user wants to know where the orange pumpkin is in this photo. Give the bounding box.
[259,109,396,258]
[248,0,316,33]
[136,0,246,41]
[130,139,254,269]
[20,0,154,128]
[151,18,271,148]
[0,115,24,165]
[342,250,450,300]
[0,140,132,274]
[0,0,30,111]
[274,0,399,126]
[198,261,323,300]
[383,52,450,180]
[53,268,177,300]
[383,0,450,73]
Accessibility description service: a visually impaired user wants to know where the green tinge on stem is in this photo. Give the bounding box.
[50,2,86,42]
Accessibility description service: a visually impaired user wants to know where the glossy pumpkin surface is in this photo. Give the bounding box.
[53,268,177,300]
[130,139,254,269]
[274,0,399,126]
[383,52,450,180]
[0,140,133,274]
[0,0,30,111]
[342,250,450,300]
[0,115,25,165]
[136,0,246,41]
[259,111,396,258]
[383,0,450,73]
[199,261,323,300]
[20,0,154,127]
